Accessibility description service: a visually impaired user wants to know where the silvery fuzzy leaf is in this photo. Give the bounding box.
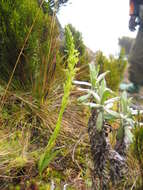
[104,113,117,120]
[102,78,106,88]
[96,71,110,84]
[121,101,127,114]
[77,88,101,103]
[128,97,133,105]
[89,63,99,88]
[125,126,133,144]
[96,112,103,132]
[83,102,103,109]
[101,88,114,104]
[77,87,90,92]
[105,87,114,94]
[98,82,105,99]
[89,62,99,77]
[125,118,134,127]
[120,91,128,113]
[88,90,101,103]
[122,91,128,100]
[104,108,121,118]
[101,79,106,96]
[120,113,128,120]
[127,107,132,115]
[111,150,125,161]
[104,97,120,105]
[78,94,91,102]
[104,103,114,109]
[73,80,91,87]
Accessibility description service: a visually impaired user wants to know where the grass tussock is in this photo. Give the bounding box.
[0,81,91,189]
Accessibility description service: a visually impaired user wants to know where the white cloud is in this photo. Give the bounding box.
[58,0,137,56]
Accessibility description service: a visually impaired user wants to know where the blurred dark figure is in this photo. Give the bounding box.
[120,0,143,93]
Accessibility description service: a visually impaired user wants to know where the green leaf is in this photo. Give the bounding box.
[125,118,134,127]
[89,63,99,88]
[83,102,103,109]
[77,88,101,103]
[39,149,60,174]
[105,108,120,118]
[120,113,128,120]
[101,87,114,104]
[96,71,110,84]
[125,127,133,143]
[121,91,128,113]
[96,112,103,132]
[116,125,124,140]
[104,114,117,121]
[104,97,120,105]
[88,90,101,103]
[98,79,107,99]
[122,91,128,100]
[73,80,91,87]
[104,103,113,109]
[78,94,91,102]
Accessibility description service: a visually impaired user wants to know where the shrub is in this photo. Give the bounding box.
[95,49,127,91]
[0,0,59,95]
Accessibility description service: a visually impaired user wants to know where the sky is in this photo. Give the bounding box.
[57,0,137,56]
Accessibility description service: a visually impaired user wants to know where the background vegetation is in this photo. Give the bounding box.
[95,49,127,91]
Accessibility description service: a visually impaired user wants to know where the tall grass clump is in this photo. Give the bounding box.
[0,0,60,97]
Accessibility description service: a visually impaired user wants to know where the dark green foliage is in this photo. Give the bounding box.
[96,49,127,91]
[46,0,69,10]
[0,0,40,87]
[37,0,69,14]
[67,24,85,56]
[0,0,59,93]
